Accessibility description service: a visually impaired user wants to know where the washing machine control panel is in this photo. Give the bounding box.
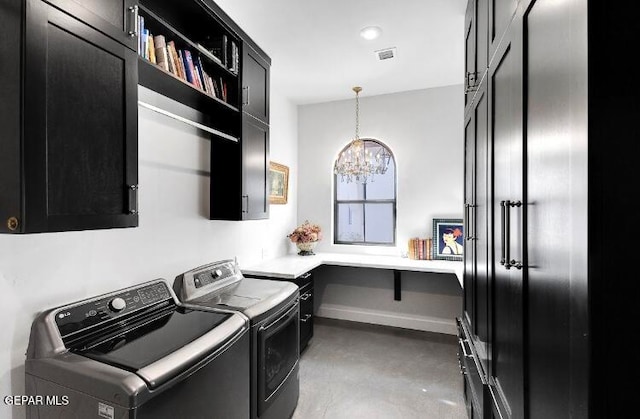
[55,281,172,338]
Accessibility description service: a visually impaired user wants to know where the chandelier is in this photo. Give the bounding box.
[334,87,391,183]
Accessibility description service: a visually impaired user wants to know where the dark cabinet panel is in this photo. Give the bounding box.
[489,0,517,55]
[489,26,524,418]
[1,0,138,233]
[299,280,314,353]
[464,0,476,108]
[210,114,269,221]
[463,111,476,328]
[525,0,588,417]
[242,116,269,220]
[243,46,270,124]
[45,0,138,50]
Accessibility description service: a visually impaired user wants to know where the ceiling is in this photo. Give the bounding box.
[213,0,467,105]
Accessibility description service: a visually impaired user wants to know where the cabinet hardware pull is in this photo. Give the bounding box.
[242,195,248,214]
[459,339,472,358]
[300,314,312,323]
[465,71,478,94]
[138,101,239,142]
[300,293,311,301]
[500,201,506,265]
[242,86,251,106]
[300,272,311,279]
[465,203,475,241]
[504,200,523,270]
[128,5,139,38]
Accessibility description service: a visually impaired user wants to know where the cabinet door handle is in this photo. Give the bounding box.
[300,314,312,323]
[128,184,138,215]
[504,200,523,270]
[458,338,472,358]
[300,293,312,301]
[127,5,139,38]
[299,272,311,279]
[242,86,251,106]
[242,195,248,214]
[500,201,506,265]
[465,203,475,241]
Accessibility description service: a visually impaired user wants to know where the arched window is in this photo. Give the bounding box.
[333,139,396,245]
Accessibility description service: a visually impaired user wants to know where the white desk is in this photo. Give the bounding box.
[242,252,463,289]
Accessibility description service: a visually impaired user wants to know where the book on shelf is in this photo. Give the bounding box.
[148,33,156,64]
[407,237,433,260]
[230,41,239,74]
[182,50,197,87]
[153,35,168,71]
[138,16,145,55]
[196,43,223,66]
[204,34,228,67]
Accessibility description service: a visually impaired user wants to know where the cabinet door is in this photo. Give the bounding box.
[489,0,518,57]
[464,0,476,108]
[242,115,269,220]
[22,0,138,233]
[463,108,476,328]
[242,45,270,124]
[488,21,524,419]
[299,280,314,352]
[44,0,138,50]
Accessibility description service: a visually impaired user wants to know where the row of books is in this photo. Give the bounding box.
[408,238,434,260]
[206,34,239,75]
[137,16,229,102]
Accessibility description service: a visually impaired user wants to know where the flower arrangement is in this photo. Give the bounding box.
[287,220,322,244]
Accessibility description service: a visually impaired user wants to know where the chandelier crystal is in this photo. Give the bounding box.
[334,87,391,184]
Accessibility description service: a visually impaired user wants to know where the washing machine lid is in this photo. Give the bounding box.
[45,279,247,389]
[76,305,231,372]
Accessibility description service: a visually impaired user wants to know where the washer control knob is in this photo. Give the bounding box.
[213,269,223,278]
[109,297,127,312]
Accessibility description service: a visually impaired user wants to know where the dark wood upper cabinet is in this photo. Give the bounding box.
[242,116,269,220]
[0,0,138,234]
[464,0,488,111]
[44,0,139,51]
[243,45,270,124]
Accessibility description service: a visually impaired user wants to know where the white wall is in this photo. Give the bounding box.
[298,85,464,254]
[298,85,464,334]
[0,86,298,418]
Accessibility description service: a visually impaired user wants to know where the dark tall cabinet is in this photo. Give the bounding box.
[460,0,637,418]
[0,0,138,234]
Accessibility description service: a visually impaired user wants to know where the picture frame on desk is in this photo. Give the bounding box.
[269,161,289,204]
[432,218,464,261]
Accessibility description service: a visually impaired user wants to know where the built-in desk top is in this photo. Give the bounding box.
[241,252,463,288]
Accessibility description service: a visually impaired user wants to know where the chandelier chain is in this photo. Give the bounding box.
[355,89,360,140]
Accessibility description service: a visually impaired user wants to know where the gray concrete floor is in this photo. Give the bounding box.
[292,318,466,419]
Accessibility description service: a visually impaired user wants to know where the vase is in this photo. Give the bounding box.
[296,241,317,256]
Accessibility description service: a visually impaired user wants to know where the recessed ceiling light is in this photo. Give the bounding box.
[360,26,382,40]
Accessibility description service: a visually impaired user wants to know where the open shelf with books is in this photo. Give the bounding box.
[137,0,241,139]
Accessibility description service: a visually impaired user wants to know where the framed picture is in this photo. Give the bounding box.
[432,218,464,261]
[269,161,289,204]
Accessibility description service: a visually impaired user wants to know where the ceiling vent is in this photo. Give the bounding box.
[375,47,397,61]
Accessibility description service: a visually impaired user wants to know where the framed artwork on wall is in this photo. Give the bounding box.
[269,161,289,204]
[432,218,464,261]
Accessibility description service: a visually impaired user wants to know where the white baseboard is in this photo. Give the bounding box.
[316,303,457,335]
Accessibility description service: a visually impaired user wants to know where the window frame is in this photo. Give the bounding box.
[333,138,397,246]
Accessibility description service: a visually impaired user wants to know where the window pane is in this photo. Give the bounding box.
[336,203,364,242]
[364,203,394,243]
[336,177,365,200]
[365,158,395,200]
